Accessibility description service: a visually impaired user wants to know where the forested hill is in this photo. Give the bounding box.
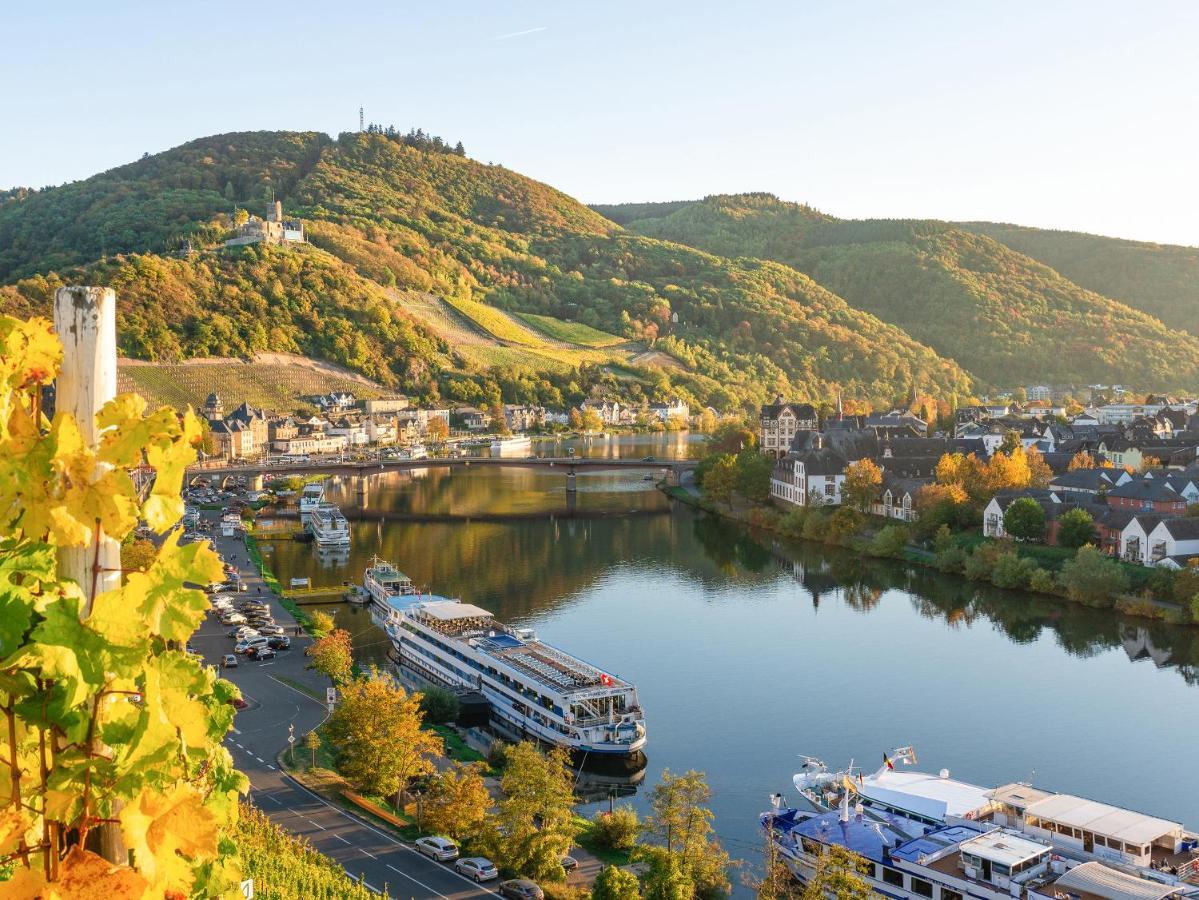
[958,222,1199,336]
[0,131,974,412]
[608,194,1199,391]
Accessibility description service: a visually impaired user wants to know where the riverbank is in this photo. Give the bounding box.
[661,484,1197,627]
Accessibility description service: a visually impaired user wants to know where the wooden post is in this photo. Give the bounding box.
[53,287,122,607]
[53,286,125,865]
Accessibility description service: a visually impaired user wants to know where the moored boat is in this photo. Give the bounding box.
[307,502,350,547]
[490,435,532,457]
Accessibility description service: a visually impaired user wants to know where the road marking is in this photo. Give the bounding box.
[361,880,380,894]
[261,794,282,806]
[234,742,242,748]
[359,848,376,859]
[267,764,276,770]
[231,727,241,735]
[307,818,326,830]
[385,863,451,899]
[333,833,352,844]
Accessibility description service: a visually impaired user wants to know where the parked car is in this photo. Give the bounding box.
[229,627,260,640]
[499,880,544,900]
[219,613,246,626]
[221,654,238,668]
[247,646,276,661]
[234,637,269,655]
[258,625,285,636]
[454,858,498,881]
[415,836,459,862]
[561,855,578,872]
[267,636,291,651]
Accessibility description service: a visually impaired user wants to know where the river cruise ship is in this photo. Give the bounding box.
[363,557,417,605]
[299,482,326,515]
[307,502,350,547]
[776,747,1199,891]
[370,592,646,757]
[490,435,532,457]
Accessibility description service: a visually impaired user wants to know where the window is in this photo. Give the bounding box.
[940,889,963,900]
[911,877,933,897]
[882,868,904,887]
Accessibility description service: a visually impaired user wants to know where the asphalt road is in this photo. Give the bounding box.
[192,518,499,899]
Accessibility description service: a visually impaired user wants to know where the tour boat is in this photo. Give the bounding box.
[370,592,646,757]
[307,502,350,547]
[299,482,326,515]
[765,747,1199,897]
[363,557,417,606]
[490,435,532,457]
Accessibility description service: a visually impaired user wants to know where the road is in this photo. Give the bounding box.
[193,515,498,899]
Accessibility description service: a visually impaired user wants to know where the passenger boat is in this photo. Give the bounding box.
[370,592,646,757]
[307,502,350,547]
[299,482,326,515]
[490,435,532,457]
[363,557,417,606]
[764,747,1199,898]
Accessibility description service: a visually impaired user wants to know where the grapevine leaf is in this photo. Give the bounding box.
[119,783,220,893]
[141,411,201,534]
[2,592,108,707]
[54,845,153,899]
[153,652,211,750]
[0,803,34,857]
[0,315,60,393]
[113,531,221,642]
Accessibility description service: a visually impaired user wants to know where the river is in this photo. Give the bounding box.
[259,433,1199,874]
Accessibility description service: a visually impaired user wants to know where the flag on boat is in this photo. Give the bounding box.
[883,753,894,770]
[857,772,864,785]
[599,673,613,686]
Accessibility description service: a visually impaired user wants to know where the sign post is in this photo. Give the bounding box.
[239,878,254,899]
[326,686,337,713]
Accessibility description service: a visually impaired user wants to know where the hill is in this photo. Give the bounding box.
[611,194,1199,390]
[0,131,975,412]
[958,222,1199,336]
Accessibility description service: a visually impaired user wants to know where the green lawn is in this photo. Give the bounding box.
[514,313,625,348]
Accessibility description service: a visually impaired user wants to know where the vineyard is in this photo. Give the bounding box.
[514,312,625,348]
[237,804,377,900]
[117,355,389,411]
[441,294,553,347]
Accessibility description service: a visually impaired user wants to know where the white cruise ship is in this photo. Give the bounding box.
[307,502,350,547]
[490,435,532,457]
[370,591,646,757]
[363,557,417,605]
[299,482,326,515]
[771,747,1199,894]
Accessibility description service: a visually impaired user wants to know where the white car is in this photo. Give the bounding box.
[234,637,269,655]
[220,613,246,625]
[415,836,459,862]
[230,627,260,641]
[455,857,498,881]
[258,625,285,636]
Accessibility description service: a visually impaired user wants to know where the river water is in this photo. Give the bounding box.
[259,433,1199,872]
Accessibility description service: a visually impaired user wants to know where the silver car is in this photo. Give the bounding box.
[454,857,498,881]
[415,836,459,862]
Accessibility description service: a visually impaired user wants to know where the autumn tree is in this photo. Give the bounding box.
[423,762,491,842]
[304,729,322,767]
[801,845,871,900]
[707,420,756,455]
[1026,447,1053,488]
[324,667,442,798]
[492,743,578,882]
[581,408,604,433]
[310,609,336,637]
[306,627,354,683]
[1068,451,1103,470]
[642,770,731,899]
[701,454,738,503]
[120,536,158,571]
[842,459,882,512]
[426,416,449,443]
[734,450,774,503]
[754,823,801,900]
[593,863,643,900]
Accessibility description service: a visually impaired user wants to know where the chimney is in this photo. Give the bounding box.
[273,200,283,222]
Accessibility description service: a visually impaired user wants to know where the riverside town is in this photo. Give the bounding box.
[3,6,1199,900]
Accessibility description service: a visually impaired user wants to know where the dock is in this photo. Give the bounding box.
[280,585,351,604]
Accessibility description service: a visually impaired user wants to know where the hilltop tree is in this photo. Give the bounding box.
[324,667,442,798]
[842,458,883,512]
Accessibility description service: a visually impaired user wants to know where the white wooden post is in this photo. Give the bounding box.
[53,286,122,609]
[54,287,126,864]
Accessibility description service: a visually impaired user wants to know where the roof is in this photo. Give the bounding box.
[417,600,495,621]
[988,783,1053,810]
[957,830,1050,866]
[861,769,993,820]
[1108,480,1182,502]
[1023,794,1180,844]
[1052,862,1186,900]
[1158,517,1199,540]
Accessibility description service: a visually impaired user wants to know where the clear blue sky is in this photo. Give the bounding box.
[4,1,1197,245]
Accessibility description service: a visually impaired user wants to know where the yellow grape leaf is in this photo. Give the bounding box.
[141,410,201,533]
[0,315,60,391]
[113,531,222,642]
[1,864,48,900]
[54,845,152,900]
[152,653,210,750]
[0,804,33,857]
[119,783,219,893]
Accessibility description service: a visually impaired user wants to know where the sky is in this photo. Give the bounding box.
[3,1,1197,246]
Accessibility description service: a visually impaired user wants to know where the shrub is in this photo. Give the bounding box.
[935,544,968,574]
[870,525,910,559]
[964,543,1002,582]
[592,864,642,900]
[1029,567,1057,594]
[592,805,640,851]
[1059,546,1128,607]
[419,685,460,724]
[1056,508,1097,549]
[779,507,809,537]
[931,524,955,554]
[1191,595,1199,624]
[826,506,863,543]
[802,512,828,541]
[991,552,1036,590]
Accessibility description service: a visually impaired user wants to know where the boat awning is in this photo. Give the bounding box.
[418,600,494,621]
[989,783,1052,810]
[1024,795,1181,845]
[858,784,947,822]
[862,770,993,819]
[1052,862,1185,900]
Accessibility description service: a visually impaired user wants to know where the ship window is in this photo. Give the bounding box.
[939,890,963,900]
[911,877,933,897]
[882,867,904,887]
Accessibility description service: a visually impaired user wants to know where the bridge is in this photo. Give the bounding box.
[188,455,699,495]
